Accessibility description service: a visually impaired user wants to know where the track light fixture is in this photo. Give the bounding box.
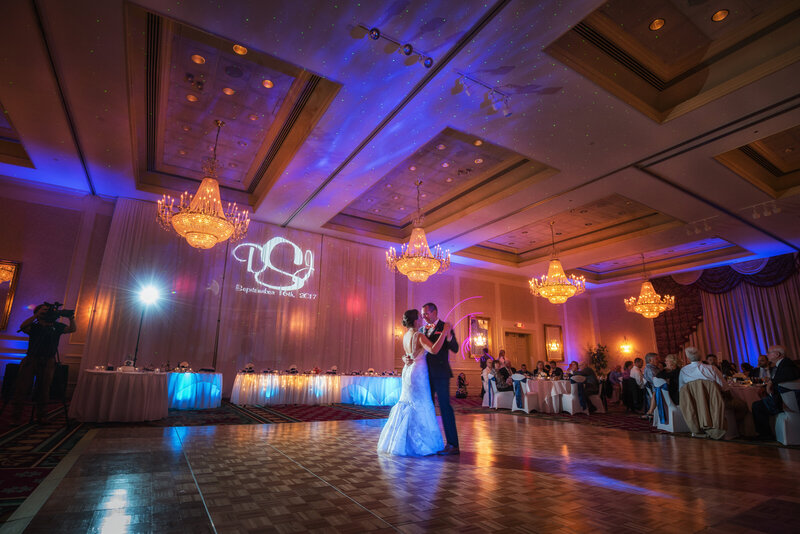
[685,217,716,236]
[743,201,782,220]
[360,25,434,68]
[455,71,512,118]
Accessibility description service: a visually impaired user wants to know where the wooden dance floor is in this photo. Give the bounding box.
[13,414,800,533]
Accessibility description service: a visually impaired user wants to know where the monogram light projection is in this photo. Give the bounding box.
[233,237,316,298]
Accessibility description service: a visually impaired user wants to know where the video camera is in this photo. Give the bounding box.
[41,301,75,322]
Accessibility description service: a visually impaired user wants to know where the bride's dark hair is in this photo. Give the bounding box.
[402,309,419,328]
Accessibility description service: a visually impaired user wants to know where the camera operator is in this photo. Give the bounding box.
[11,302,76,425]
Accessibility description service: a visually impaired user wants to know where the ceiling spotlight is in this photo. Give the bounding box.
[191,54,206,64]
[402,44,413,56]
[694,226,701,234]
[763,205,772,217]
[441,162,449,168]
[248,114,258,121]
[232,44,248,55]
[436,144,446,150]
[501,98,512,117]
[445,177,453,183]
[222,87,235,95]
[178,149,187,155]
[703,221,711,231]
[649,18,665,31]
[686,227,693,236]
[752,209,760,219]
[369,28,380,40]
[464,82,472,97]
[262,79,274,88]
[491,92,503,112]
[473,139,483,146]
[711,9,729,22]
[772,203,781,214]
[186,94,199,102]
[474,158,484,164]
[238,140,247,147]
[182,125,191,132]
[422,57,433,68]
[408,165,417,171]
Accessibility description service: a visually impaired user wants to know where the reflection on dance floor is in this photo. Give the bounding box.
[21,414,800,533]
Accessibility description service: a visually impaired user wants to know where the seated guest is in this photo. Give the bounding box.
[482,359,496,397]
[706,353,719,369]
[679,347,729,439]
[495,359,514,392]
[533,360,549,377]
[646,354,681,418]
[740,362,754,376]
[456,373,468,398]
[643,353,660,386]
[572,361,600,413]
[750,355,772,380]
[752,345,800,439]
[719,359,736,378]
[519,364,533,377]
[607,364,623,404]
[630,357,645,389]
[566,361,579,377]
[549,361,564,379]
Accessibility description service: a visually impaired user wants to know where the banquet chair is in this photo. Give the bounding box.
[481,376,490,408]
[489,377,514,410]
[561,376,588,415]
[775,379,800,446]
[652,377,690,433]
[589,393,606,413]
[511,373,539,413]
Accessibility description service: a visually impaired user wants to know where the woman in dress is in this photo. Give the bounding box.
[377,309,450,456]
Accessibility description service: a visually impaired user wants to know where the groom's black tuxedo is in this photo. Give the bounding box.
[422,319,459,379]
[422,319,460,448]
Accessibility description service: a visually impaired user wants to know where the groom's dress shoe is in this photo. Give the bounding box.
[437,445,460,456]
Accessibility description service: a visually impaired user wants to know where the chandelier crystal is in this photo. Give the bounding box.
[529,221,586,304]
[624,255,675,319]
[157,120,249,249]
[386,180,450,283]
[0,264,14,284]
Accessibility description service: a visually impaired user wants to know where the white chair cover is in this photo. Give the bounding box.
[652,377,691,433]
[560,381,588,415]
[490,376,514,410]
[775,379,800,446]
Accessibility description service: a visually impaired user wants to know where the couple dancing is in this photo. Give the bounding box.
[377,302,460,456]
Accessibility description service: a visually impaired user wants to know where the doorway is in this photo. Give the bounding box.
[503,332,532,368]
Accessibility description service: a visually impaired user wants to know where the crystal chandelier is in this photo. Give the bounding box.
[386,180,450,283]
[0,264,14,284]
[624,254,675,319]
[157,120,249,249]
[547,339,561,353]
[529,221,586,304]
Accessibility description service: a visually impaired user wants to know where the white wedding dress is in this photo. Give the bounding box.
[377,331,444,456]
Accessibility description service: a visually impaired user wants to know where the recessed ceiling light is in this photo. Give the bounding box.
[785,147,794,153]
[392,195,399,200]
[399,206,405,211]
[262,80,274,89]
[436,144,446,150]
[229,162,238,168]
[222,87,235,95]
[232,44,248,55]
[408,165,417,171]
[649,18,665,31]
[182,125,191,132]
[385,183,392,188]
[366,198,374,203]
[238,141,247,147]
[248,114,258,121]
[441,162,449,168]
[178,149,187,155]
[373,208,380,213]
[473,139,483,146]
[445,177,453,183]
[186,94,199,102]
[711,9,729,22]
[474,158,483,164]
[421,193,427,198]
[191,54,205,64]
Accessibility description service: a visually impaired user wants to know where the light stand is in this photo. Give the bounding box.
[133,285,159,367]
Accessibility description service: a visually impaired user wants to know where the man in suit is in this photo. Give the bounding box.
[421,302,460,455]
[752,345,800,439]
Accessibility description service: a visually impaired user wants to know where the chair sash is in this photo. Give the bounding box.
[512,377,527,408]
[570,379,587,409]
[654,382,669,424]
[487,376,495,406]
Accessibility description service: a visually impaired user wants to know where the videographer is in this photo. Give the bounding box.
[11,302,76,425]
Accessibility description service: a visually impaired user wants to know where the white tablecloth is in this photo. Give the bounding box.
[167,372,223,410]
[340,376,402,405]
[69,370,169,422]
[525,380,572,413]
[230,374,401,406]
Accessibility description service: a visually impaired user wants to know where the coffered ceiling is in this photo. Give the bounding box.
[1,0,800,286]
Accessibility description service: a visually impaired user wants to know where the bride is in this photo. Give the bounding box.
[377,309,450,456]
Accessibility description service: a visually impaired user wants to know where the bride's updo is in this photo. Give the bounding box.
[402,309,419,328]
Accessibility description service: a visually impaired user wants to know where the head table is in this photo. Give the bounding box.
[230,373,402,406]
[69,370,223,422]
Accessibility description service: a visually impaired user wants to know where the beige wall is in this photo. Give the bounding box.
[0,183,113,389]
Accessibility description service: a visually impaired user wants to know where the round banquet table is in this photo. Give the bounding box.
[167,372,223,410]
[525,380,572,413]
[69,370,169,422]
[728,384,764,411]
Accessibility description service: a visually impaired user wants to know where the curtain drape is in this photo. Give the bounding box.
[82,199,396,395]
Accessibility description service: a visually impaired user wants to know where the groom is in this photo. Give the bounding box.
[421,302,460,455]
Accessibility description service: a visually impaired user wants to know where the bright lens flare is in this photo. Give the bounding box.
[139,285,160,305]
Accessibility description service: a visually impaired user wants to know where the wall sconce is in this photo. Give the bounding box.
[620,337,633,354]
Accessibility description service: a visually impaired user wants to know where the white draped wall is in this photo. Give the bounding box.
[82,199,395,394]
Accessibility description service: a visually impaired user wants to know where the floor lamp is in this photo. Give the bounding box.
[133,285,160,367]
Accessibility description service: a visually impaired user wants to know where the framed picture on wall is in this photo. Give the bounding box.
[469,316,490,356]
[544,324,563,362]
[0,260,21,331]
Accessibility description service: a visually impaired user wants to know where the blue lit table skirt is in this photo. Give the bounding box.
[167,372,223,410]
[230,373,402,406]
